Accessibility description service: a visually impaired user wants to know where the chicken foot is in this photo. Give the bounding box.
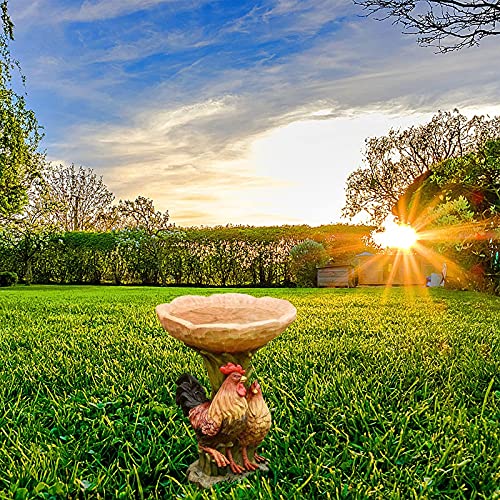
[226,447,245,474]
[241,446,259,471]
[254,452,267,463]
[199,445,230,468]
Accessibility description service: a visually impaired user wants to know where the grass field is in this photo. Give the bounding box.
[0,285,498,499]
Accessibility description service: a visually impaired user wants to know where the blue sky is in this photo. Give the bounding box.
[10,0,500,226]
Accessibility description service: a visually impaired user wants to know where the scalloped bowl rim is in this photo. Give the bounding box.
[155,293,297,332]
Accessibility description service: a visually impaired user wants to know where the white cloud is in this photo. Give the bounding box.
[219,0,352,39]
[14,1,500,226]
[48,94,499,227]
[65,0,171,21]
[12,0,211,27]
[90,30,210,63]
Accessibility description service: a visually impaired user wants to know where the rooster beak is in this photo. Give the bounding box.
[252,388,258,394]
[240,375,247,383]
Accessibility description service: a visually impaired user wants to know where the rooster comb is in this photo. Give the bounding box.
[219,362,245,376]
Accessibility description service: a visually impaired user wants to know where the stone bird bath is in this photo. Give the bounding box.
[156,293,296,486]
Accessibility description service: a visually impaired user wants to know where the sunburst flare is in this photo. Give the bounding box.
[371,217,418,251]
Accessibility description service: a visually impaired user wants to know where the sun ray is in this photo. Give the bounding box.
[380,251,404,301]
[361,188,499,294]
[413,242,468,286]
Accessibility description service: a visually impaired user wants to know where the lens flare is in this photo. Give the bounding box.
[372,217,418,251]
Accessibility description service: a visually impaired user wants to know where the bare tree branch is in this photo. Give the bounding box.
[355,0,500,52]
[116,196,170,234]
[43,164,115,231]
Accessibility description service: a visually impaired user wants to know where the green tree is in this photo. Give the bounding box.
[116,196,170,234]
[290,239,328,287]
[0,175,58,283]
[43,163,115,231]
[343,110,500,225]
[0,1,44,217]
[407,140,500,292]
[61,231,115,284]
[0,210,54,284]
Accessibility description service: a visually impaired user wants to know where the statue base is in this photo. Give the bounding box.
[187,460,269,489]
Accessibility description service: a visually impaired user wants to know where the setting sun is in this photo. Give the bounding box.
[372,218,418,251]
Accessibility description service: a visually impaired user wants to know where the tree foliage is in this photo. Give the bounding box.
[0,0,43,217]
[41,164,115,232]
[0,174,59,282]
[356,0,500,52]
[115,196,170,234]
[0,270,17,286]
[7,164,172,234]
[0,224,372,286]
[290,239,329,287]
[408,140,500,292]
[428,140,500,217]
[343,110,500,225]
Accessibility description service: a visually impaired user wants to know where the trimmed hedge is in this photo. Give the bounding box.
[0,271,18,287]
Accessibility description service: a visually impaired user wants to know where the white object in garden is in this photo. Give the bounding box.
[441,263,447,286]
[429,273,442,287]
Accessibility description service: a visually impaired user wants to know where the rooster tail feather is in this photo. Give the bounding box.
[175,373,210,416]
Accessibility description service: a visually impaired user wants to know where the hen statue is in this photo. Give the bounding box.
[239,380,272,471]
[175,362,270,477]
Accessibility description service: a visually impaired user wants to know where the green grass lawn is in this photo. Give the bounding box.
[0,285,498,499]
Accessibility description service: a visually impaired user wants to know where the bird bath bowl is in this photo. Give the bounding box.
[156,293,296,486]
[156,293,296,392]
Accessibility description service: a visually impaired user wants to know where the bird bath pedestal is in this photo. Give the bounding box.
[156,293,296,488]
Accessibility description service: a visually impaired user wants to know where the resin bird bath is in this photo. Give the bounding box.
[156,293,296,487]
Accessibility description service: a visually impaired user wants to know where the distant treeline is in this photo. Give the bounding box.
[0,224,372,286]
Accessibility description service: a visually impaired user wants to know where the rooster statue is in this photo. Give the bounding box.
[176,362,248,474]
[239,380,272,471]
